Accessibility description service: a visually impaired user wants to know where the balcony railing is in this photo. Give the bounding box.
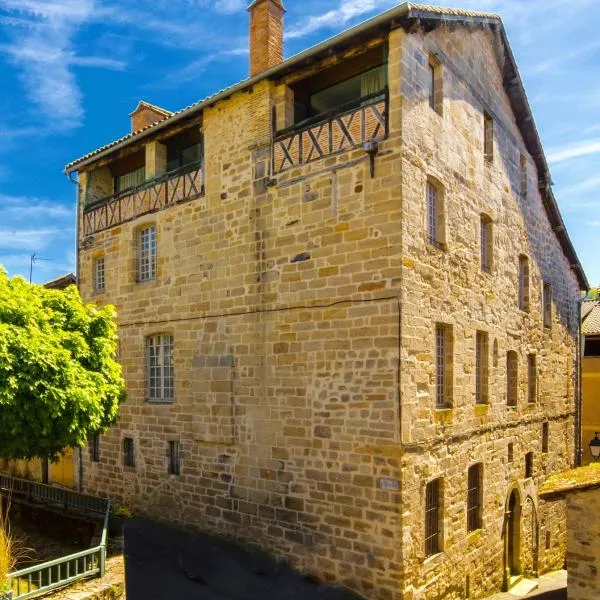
[272,91,388,174]
[82,160,204,236]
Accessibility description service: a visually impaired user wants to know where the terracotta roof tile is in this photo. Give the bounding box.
[583,302,600,335]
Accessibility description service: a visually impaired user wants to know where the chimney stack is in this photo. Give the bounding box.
[248,0,285,77]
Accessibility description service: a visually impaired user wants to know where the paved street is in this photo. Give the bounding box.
[124,518,364,600]
[487,571,567,600]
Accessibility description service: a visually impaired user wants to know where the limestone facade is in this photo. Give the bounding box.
[70,10,583,600]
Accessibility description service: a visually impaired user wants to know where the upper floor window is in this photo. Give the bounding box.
[94,257,105,293]
[480,215,493,273]
[426,179,445,249]
[425,478,443,558]
[166,128,203,172]
[428,55,442,115]
[525,452,534,478]
[518,255,530,312]
[475,331,489,405]
[527,354,537,404]
[435,323,453,408]
[543,283,552,328]
[138,225,157,282]
[467,463,483,532]
[507,351,518,407]
[542,422,549,453]
[484,112,494,162]
[147,334,174,402]
[520,153,528,198]
[115,165,145,194]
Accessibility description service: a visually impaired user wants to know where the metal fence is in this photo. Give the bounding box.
[0,475,111,600]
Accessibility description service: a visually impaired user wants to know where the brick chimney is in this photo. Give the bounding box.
[129,101,172,133]
[248,0,285,77]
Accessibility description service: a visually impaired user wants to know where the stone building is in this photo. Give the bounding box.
[540,465,600,600]
[581,300,600,465]
[64,3,588,599]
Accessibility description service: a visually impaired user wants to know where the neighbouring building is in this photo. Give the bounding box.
[581,300,600,465]
[64,3,588,599]
[539,465,600,600]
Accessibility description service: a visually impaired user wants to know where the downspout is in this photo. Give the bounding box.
[575,296,586,467]
[66,170,84,492]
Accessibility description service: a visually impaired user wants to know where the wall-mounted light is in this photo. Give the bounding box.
[590,432,600,462]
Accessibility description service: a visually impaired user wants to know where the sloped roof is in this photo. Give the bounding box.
[539,464,600,498]
[583,301,600,336]
[43,273,77,290]
[129,100,174,118]
[62,2,588,289]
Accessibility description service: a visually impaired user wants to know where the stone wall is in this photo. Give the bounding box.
[76,20,579,600]
[565,488,600,600]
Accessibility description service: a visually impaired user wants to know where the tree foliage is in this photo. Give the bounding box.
[0,269,124,460]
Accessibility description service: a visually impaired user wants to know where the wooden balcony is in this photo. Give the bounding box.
[272,91,388,174]
[82,161,204,236]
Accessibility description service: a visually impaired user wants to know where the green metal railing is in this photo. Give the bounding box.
[0,475,111,600]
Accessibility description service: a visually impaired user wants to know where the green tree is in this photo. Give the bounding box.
[0,268,124,460]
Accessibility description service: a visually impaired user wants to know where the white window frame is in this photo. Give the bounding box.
[94,256,105,292]
[147,334,174,402]
[138,225,157,282]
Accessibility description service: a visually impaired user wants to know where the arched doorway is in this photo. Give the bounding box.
[504,487,522,589]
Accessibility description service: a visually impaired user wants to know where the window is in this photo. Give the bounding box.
[585,337,600,357]
[525,452,534,478]
[428,55,442,115]
[137,225,157,282]
[508,443,514,463]
[518,255,530,312]
[90,434,100,463]
[520,153,527,198]
[467,464,483,532]
[542,422,549,453]
[115,165,145,194]
[425,478,442,557]
[147,334,174,402]
[480,215,492,273]
[543,283,552,328]
[168,441,181,475]
[527,354,537,404]
[484,112,493,162]
[507,351,518,406]
[166,129,204,172]
[123,437,135,468]
[435,324,453,408]
[475,331,489,405]
[94,257,105,292]
[426,180,445,249]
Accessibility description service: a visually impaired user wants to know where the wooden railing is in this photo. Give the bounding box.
[272,91,388,174]
[83,160,204,236]
[0,475,111,600]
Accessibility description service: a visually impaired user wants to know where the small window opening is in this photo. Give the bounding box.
[467,463,483,532]
[525,452,534,479]
[527,354,537,404]
[123,437,135,468]
[435,323,453,408]
[475,331,489,405]
[425,478,442,557]
[507,351,518,407]
[484,112,494,162]
[518,255,530,312]
[168,441,181,475]
[542,423,549,453]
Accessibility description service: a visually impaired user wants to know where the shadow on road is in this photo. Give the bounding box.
[124,518,366,600]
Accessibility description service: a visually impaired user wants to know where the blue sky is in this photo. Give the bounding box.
[0,0,598,285]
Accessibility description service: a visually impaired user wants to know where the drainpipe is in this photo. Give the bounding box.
[66,171,84,491]
[575,295,586,467]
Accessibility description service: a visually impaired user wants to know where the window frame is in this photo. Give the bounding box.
[435,323,453,408]
[137,224,157,282]
[90,434,100,463]
[94,256,105,293]
[518,255,530,312]
[426,178,445,250]
[480,214,493,273]
[475,331,489,405]
[527,354,537,404]
[484,112,494,162]
[123,437,135,468]
[543,282,552,328]
[146,334,175,403]
[507,351,518,407]
[168,440,181,476]
[467,463,483,533]
[425,477,443,558]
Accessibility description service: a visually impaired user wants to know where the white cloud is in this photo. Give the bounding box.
[0,195,73,220]
[0,228,68,251]
[548,139,600,164]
